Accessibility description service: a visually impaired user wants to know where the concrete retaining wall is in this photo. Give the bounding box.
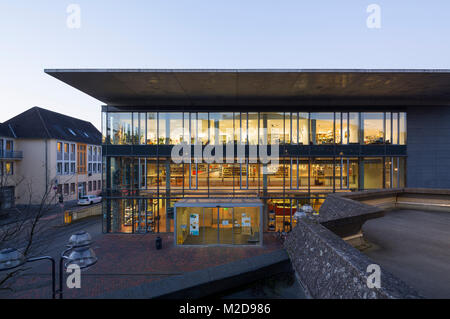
[68,204,102,222]
[284,218,422,299]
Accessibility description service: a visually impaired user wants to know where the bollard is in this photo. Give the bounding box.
[156,236,162,250]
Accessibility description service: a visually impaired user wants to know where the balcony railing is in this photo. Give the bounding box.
[0,150,23,160]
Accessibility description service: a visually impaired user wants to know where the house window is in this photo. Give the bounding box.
[57,163,63,175]
[98,180,101,190]
[93,181,97,191]
[77,144,87,174]
[88,181,92,192]
[57,184,62,194]
[70,183,75,195]
[71,163,76,174]
[57,142,63,161]
[64,163,69,175]
[5,140,13,151]
[5,162,13,175]
[64,184,69,196]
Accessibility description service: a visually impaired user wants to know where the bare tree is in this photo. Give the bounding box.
[0,171,61,293]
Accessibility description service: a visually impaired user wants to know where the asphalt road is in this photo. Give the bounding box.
[362,209,450,299]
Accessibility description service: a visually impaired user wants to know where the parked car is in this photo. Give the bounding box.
[77,195,102,206]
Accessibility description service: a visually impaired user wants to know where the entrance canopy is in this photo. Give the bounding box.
[44,69,450,107]
[175,198,263,246]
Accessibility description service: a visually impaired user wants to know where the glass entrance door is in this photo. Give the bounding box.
[218,207,233,244]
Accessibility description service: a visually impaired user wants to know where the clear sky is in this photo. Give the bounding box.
[1,1,449,130]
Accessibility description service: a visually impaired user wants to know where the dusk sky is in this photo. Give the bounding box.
[1,1,449,130]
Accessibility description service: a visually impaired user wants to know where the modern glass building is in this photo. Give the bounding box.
[45,69,450,245]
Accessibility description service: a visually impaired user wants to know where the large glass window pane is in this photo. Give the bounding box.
[169,113,183,144]
[248,163,259,190]
[170,162,184,189]
[385,157,392,188]
[363,157,383,189]
[218,207,233,244]
[263,112,284,144]
[310,113,334,145]
[217,113,234,144]
[146,158,158,190]
[183,112,190,144]
[310,158,334,190]
[147,113,157,145]
[102,112,108,144]
[349,158,359,190]
[385,112,392,144]
[110,113,132,145]
[342,112,348,144]
[291,113,298,145]
[349,112,359,144]
[197,163,208,190]
[335,112,341,144]
[363,112,384,144]
[393,157,406,188]
[392,112,399,144]
[299,113,309,145]
[239,113,248,144]
[198,113,209,145]
[233,207,260,245]
[284,113,291,144]
[158,113,168,145]
[399,112,407,145]
[189,113,197,144]
[176,207,205,245]
[248,112,258,145]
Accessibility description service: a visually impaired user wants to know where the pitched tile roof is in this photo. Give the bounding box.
[0,123,14,138]
[4,107,101,145]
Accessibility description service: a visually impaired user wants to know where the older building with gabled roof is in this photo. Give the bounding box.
[1,107,102,207]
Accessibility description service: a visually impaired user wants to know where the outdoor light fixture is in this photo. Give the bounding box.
[0,230,97,299]
[58,230,98,298]
[0,248,56,298]
[0,248,26,271]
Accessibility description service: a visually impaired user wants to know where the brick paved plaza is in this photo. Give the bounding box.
[3,229,282,299]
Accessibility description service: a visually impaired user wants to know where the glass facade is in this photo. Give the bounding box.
[102,111,407,235]
[175,205,262,246]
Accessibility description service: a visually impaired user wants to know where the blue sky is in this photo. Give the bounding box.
[1,1,449,130]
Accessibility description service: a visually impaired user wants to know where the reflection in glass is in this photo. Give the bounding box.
[110,113,132,145]
[299,113,309,145]
[363,113,384,144]
[349,113,359,144]
[392,112,399,144]
[385,112,392,144]
[310,113,334,145]
[399,113,407,145]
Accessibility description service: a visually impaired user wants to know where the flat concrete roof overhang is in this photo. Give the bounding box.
[44,69,450,107]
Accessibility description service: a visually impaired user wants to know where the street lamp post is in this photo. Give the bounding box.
[0,230,97,299]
